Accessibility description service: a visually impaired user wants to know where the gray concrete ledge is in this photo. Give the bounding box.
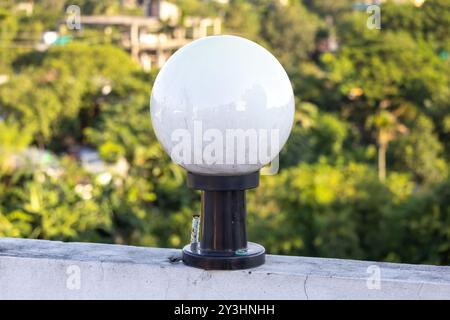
[0,237,449,299]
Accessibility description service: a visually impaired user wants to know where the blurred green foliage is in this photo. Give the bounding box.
[0,0,449,265]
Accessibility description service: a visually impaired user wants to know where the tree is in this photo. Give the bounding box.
[0,8,18,73]
[381,2,426,40]
[280,102,348,167]
[324,31,448,108]
[380,0,450,49]
[323,29,449,180]
[422,0,450,46]
[393,115,448,184]
[172,0,223,18]
[224,0,261,40]
[303,0,355,19]
[260,1,322,68]
[0,43,141,148]
[366,109,408,182]
[0,158,110,240]
[0,119,33,175]
[247,162,405,261]
[390,178,450,265]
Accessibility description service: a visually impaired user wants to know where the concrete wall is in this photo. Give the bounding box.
[0,238,449,299]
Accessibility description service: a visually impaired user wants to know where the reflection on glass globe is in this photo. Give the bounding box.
[150,35,294,175]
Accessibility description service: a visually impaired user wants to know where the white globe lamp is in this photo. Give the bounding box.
[150,35,294,269]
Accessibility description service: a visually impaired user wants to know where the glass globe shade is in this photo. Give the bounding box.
[150,35,294,175]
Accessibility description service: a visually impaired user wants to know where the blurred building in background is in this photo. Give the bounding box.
[48,0,222,70]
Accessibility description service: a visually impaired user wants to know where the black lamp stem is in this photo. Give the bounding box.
[201,190,247,253]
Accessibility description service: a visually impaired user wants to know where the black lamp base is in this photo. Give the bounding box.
[183,171,264,270]
[182,242,265,270]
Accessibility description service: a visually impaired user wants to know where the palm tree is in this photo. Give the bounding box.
[366,105,408,182]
